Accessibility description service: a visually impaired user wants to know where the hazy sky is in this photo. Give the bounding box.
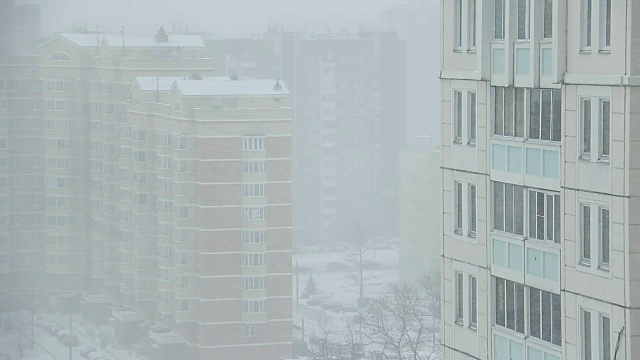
[46,0,400,36]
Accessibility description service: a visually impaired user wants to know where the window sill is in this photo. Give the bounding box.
[453,48,463,53]
[467,48,477,53]
[579,49,592,54]
[599,49,612,54]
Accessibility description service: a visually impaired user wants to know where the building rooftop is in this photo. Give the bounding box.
[173,78,289,96]
[135,76,188,91]
[52,33,205,48]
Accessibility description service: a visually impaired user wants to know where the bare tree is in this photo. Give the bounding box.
[418,272,441,324]
[359,283,441,360]
[345,222,375,304]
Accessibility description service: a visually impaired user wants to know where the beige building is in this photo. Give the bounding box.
[125,76,293,360]
[440,0,639,359]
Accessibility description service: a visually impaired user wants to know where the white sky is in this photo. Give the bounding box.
[46,0,401,36]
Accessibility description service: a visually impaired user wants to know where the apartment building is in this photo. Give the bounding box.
[124,76,293,360]
[206,30,406,245]
[440,0,638,359]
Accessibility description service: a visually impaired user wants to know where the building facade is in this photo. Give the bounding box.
[441,0,639,359]
[122,77,293,360]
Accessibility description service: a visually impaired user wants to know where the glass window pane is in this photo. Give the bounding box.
[470,276,477,326]
[544,0,553,38]
[469,0,477,47]
[542,291,552,342]
[602,316,611,360]
[494,182,505,231]
[583,205,591,261]
[455,91,463,141]
[516,284,525,334]
[541,90,552,140]
[583,99,592,156]
[537,192,545,240]
[605,0,611,47]
[552,293,562,345]
[530,90,541,139]
[456,272,464,322]
[583,310,592,360]
[554,194,561,243]
[552,90,562,141]
[601,208,610,266]
[530,288,541,338]
[506,280,515,330]
[470,92,477,142]
[585,0,592,47]
[546,194,554,241]
[529,190,537,239]
[505,184,514,233]
[495,0,505,39]
[495,87,504,135]
[470,185,477,234]
[514,186,524,235]
[496,278,506,327]
[504,87,514,136]
[515,88,526,137]
[601,100,610,157]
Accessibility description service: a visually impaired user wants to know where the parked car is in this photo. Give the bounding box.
[80,346,97,358]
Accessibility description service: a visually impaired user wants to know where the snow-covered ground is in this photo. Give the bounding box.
[0,311,137,360]
[293,247,400,341]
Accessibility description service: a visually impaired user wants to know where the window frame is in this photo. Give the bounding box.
[494,0,505,40]
[600,0,612,51]
[579,202,610,273]
[517,0,531,40]
[454,0,463,51]
[468,0,477,50]
[582,0,593,51]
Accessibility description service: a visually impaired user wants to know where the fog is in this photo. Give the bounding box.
[0,0,442,359]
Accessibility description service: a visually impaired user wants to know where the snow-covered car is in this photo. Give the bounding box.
[80,346,97,358]
[307,294,332,306]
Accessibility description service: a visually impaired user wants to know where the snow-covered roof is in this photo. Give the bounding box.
[134,76,187,91]
[173,78,290,96]
[57,33,101,48]
[103,34,205,48]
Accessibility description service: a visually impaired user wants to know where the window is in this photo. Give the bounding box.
[177,206,189,219]
[243,277,266,290]
[242,136,266,151]
[583,0,593,49]
[242,300,265,313]
[468,91,477,143]
[600,100,610,159]
[243,230,265,244]
[244,325,256,337]
[601,0,611,49]
[243,253,266,267]
[581,97,611,161]
[454,0,463,50]
[242,184,265,197]
[528,190,561,244]
[469,276,477,328]
[243,160,266,174]
[468,0,476,49]
[455,272,464,324]
[242,207,265,220]
[454,91,463,143]
[455,272,477,331]
[493,182,525,236]
[48,52,71,61]
[494,0,505,40]
[544,0,554,38]
[581,309,611,360]
[494,277,525,334]
[529,88,562,142]
[454,182,463,234]
[582,98,592,157]
[529,287,561,345]
[580,204,610,271]
[469,184,477,236]
[517,0,530,40]
[493,87,525,138]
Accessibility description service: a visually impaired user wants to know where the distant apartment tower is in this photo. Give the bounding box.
[206,30,406,245]
[125,76,293,360]
[441,0,640,359]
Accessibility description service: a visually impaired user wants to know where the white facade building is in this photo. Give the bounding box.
[440,0,640,359]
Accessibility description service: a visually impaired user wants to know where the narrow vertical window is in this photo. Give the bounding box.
[552,89,562,142]
[455,272,464,323]
[504,87,514,137]
[469,184,477,236]
[582,99,592,157]
[602,315,611,360]
[600,208,610,269]
[529,288,541,338]
[583,0,593,49]
[454,0,463,50]
[469,91,477,144]
[469,276,477,328]
[468,0,477,49]
[602,0,611,49]
[515,88,526,137]
[582,205,592,263]
[541,89,552,140]
[494,0,505,40]
[517,0,530,40]
[455,182,463,234]
[454,91,463,143]
[495,278,506,327]
[544,0,554,39]
[583,310,592,360]
[600,100,610,159]
[529,89,541,140]
[494,182,505,232]
[494,87,505,136]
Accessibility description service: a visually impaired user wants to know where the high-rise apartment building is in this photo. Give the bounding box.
[441,0,638,359]
[206,30,406,245]
[120,76,293,360]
